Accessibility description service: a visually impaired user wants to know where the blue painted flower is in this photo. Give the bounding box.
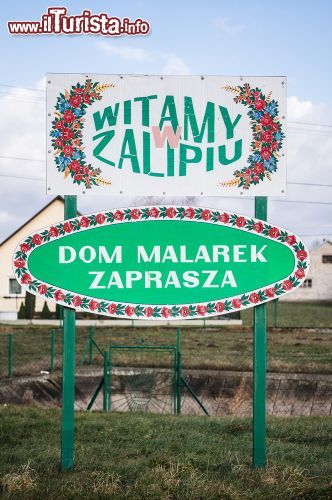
[50,130,61,138]
[275,132,282,141]
[264,157,277,172]
[253,111,262,120]
[253,153,262,162]
[74,108,83,118]
[264,101,278,117]
[73,150,84,160]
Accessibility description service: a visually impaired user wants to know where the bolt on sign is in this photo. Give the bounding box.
[13,206,309,320]
[47,74,286,196]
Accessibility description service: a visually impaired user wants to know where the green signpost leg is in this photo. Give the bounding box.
[253,196,267,468]
[176,328,182,415]
[61,195,77,471]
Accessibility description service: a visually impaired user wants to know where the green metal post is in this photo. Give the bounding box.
[253,196,267,468]
[274,299,279,328]
[88,325,93,365]
[103,351,110,412]
[109,348,112,411]
[8,334,13,379]
[176,328,182,415]
[61,195,77,471]
[50,329,55,372]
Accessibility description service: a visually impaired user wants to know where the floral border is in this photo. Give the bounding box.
[13,206,309,320]
[223,83,285,190]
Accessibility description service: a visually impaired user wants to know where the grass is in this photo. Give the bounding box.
[0,407,331,499]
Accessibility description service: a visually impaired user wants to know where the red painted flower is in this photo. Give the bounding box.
[236,216,246,228]
[254,162,264,175]
[63,145,74,157]
[161,307,172,318]
[232,298,242,309]
[89,300,100,311]
[69,160,81,172]
[253,91,261,99]
[297,250,308,261]
[49,226,58,238]
[166,207,176,218]
[254,99,265,111]
[250,292,260,304]
[54,290,65,301]
[14,258,25,268]
[148,207,159,218]
[260,147,271,160]
[283,280,293,291]
[63,222,73,233]
[38,284,47,295]
[201,209,211,221]
[131,208,141,219]
[55,138,63,148]
[113,210,124,221]
[215,302,224,313]
[21,273,32,284]
[70,95,82,108]
[79,216,90,228]
[74,87,84,94]
[271,122,279,132]
[269,227,280,238]
[252,175,260,183]
[260,113,272,126]
[253,221,263,233]
[74,174,82,181]
[108,303,117,315]
[184,207,195,219]
[265,287,276,298]
[271,141,279,151]
[95,213,105,224]
[144,307,154,317]
[286,235,296,246]
[125,305,136,317]
[180,306,190,317]
[20,243,30,253]
[32,234,42,245]
[82,94,91,104]
[218,212,229,224]
[63,110,75,123]
[295,268,305,279]
[261,130,272,142]
[55,120,64,130]
[62,128,74,141]
[196,304,207,316]
[72,295,82,307]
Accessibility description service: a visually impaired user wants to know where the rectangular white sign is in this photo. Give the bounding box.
[47,74,286,196]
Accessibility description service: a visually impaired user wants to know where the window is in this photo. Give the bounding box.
[302,279,312,288]
[322,255,332,263]
[9,278,22,295]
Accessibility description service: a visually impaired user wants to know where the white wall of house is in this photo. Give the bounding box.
[0,198,65,318]
[282,241,332,301]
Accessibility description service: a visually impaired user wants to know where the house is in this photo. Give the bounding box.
[0,196,67,319]
[282,241,332,301]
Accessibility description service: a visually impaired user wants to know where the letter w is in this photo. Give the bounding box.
[151,126,182,149]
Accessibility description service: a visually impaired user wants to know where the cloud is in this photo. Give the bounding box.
[95,41,153,62]
[162,54,190,75]
[214,17,245,35]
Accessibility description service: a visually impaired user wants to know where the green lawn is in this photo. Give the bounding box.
[0,407,331,499]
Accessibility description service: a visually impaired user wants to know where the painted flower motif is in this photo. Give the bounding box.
[180,306,190,317]
[297,250,308,261]
[261,131,273,142]
[49,226,59,238]
[265,287,276,298]
[148,207,159,218]
[55,120,64,130]
[254,99,265,111]
[249,292,260,304]
[235,216,246,228]
[69,160,81,173]
[62,128,74,141]
[38,284,47,295]
[286,235,296,246]
[63,222,73,233]
[161,307,172,318]
[253,222,263,233]
[14,258,25,268]
[201,209,211,221]
[54,290,65,301]
[79,216,90,228]
[70,95,82,108]
[295,268,305,279]
[32,234,42,245]
[131,208,141,219]
[63,110,75,123]
[196,305,207,316]
[19,244,30,254]
[113,210,124,221]
[63,145,74,157]
[218,212,229,224]
[269,227,280,238]
[21,274,32,284]
[232,298,242,308]
[261,113,272,126]
[89,300,100,311]
[260,147,271,160]
[254,162,264,175]
[125,305,136,316]
[184,207,195,219]
[215,302,225,313]
[144,307,154,317]
[95,213,105,224]
[108,303,117,314]
[282,280,293,291]
[166,207,176,218]
[72,295,82,307]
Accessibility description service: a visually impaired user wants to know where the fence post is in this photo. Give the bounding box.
[88,325,93,365]
[50,329,55,372]
[103,351,110,412]
[176,328,182,415]
[8,334,13,379]
[274,299,279,328]
[253,196,267,468]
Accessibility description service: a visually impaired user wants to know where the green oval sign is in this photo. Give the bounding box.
[13,206,309,320]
